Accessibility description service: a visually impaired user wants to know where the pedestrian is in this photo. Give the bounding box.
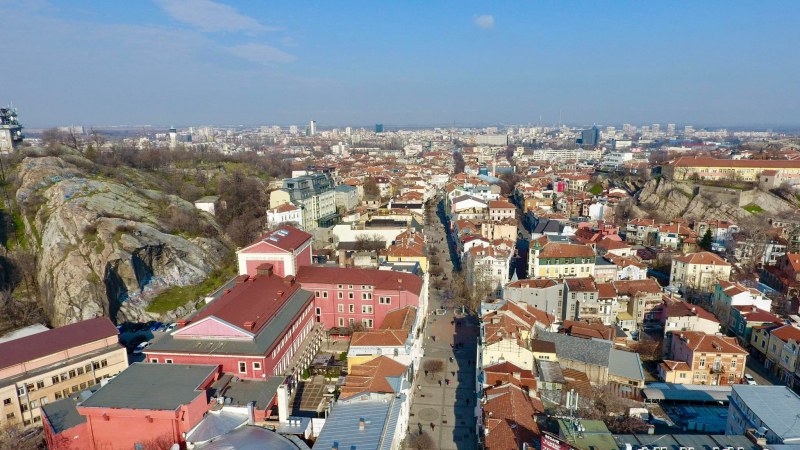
[430,422,435,431]
[438,379,442,386]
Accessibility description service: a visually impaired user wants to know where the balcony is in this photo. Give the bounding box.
[710,364,726,374]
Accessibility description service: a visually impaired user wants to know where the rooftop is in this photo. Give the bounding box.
[0,317,117,371]
[296,266,423,295]
[79,363,218,411]
[239,225,312,254]
[312,393,404,450]
[732,385,800,441]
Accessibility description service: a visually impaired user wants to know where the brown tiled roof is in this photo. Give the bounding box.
[538,243,594,259]
[612,279,662,296]
[661,360,691,371]
[340,356,408,400]
[0,317,118,370]
[565,277,597,293]
[506,279,559,289]
[530,339,556,353]
[482,384,541,450]
[561,320,613,341]
[770,324,800,343]
[673,251,731,266]
[676,331,747,355]
[663,300,718,323]
[484,361,537,391]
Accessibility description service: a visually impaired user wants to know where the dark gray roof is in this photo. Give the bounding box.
[537,360,565,384]
[147,289,313,357]
[334,185,356,192]
[537,331,612,367]
[221,376,285,410]
[41,395,86,434]
[608,349,644,381]
[595,256,615,266]
[533,219,563,234]
[79,363,218,411]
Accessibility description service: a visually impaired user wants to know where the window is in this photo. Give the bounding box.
[322,292,328,298]
[348,285,353,289]
[40,397,48,406]
[315,291,321,298]
[71,386,79,393]
[21,404,28,412]
[349,304,355,313]
[23,420,30,426]
[338,318,345,327]
[348,318,355,326]
[5,413,13,420]
[79,382,86,390]
[85,364,92,373]
[338,292,343,299]
[699,358,705,368]
[363,319,373,328]
[730,360,737,369]
[2,398,10,405]
[87,379,95,387]
[25,383,35,393]
[62,389,70,397]
[238,362,247,373]
[348,292,354,299]
[76,367,84,375]
[100,360,108,368]
[92,362,100,370]
[165,359,173,364]
[338,304,344,313]
[253,362,262,371]
[16,387,25,396]
[362,292,372,300]
[36,381,45,389]
[379,297,391,304]
[315,307,321,315]
[69,370,76,378]
[30,399,39,408]
[52,376,60,385]
[150,359,158,363]
[362,305,373,314]
[337,284,343,289]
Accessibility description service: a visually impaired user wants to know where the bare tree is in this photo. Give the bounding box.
[0,422,42,450]
[407,431,435,450]
[354,234,385,251]
[423,359,444,376]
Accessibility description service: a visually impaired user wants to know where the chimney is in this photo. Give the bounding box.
[284,276,296,286]
[277,384,289,423]
[359,418,366,431]
[256,263,274,277]
[247,402,255,425]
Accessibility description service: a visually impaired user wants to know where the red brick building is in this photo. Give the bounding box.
[146,263,321,382]
[295,266,425,332]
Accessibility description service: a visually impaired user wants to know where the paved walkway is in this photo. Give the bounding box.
[404,198,478,450]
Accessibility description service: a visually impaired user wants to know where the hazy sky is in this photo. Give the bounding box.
[2,0,799,128]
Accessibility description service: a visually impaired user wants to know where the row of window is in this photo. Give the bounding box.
[336,304,374,314]
[316,291,374,300]
[337,317,374,328]
[13,360,109,397]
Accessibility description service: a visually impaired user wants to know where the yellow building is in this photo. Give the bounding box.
[0,318,128,429]
[663,156,800,182]
[670,251,732,294]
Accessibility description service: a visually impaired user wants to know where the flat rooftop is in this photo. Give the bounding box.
[732,385,800,442]
[79,363,218,411]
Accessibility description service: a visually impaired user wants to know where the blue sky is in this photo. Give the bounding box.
[2,0,799,128]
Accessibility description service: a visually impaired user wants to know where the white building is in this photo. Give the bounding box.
[267,203,304,229]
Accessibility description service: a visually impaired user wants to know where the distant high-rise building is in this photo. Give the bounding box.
[684,125,695,136]
[375,123,383,133]
[168,126,177,149]
[0,106,24,153]
[667,123,676,136]
[289,125,298,135]
[309,120,317,136]
[345,127,352,137]
[651,123,660,134]
[580,126,599,147]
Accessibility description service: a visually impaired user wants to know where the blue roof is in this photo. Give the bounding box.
[335,185,357,192]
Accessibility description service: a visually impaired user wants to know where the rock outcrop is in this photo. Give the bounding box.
[14,156,231,326]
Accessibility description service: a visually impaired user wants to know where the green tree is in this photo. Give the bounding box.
[700,228,713,251]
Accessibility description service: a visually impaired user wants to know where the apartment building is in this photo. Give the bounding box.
[0,318,128,429]
[663,156,800,182]
[670,251,732,294]
[664,331,747,386]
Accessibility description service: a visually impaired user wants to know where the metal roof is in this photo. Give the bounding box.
[41,395,86,434]
[185,409,249,444]
[312,393,404,450]
[642,383,731,403]
[608,348,645,381]
[537,331,612,367]
[732,385,800,442]
[79,363,218,411]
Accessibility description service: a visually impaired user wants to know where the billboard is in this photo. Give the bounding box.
[540,431,579,450]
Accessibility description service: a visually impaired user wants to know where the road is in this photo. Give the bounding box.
[404,197,478,450]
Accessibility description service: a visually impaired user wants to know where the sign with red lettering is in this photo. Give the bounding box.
[541,431,578,450]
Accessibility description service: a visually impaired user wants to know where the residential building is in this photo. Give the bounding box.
[503,278,564,321]
[296,266,426,332]
[614,278,663,325]
[270,173,338,229]
[464,245,512,295]
[658,299,721,335]
[487,198,516,221]
[479,301,555,371]
[480,383,541,450]
[339,356,411,401]
[664,331,747,385]
[729,306,783,347]
[663,156,800,182]
[528,237,595,279]
[193,195,219,216]
[346,306,422,371]
[237,225,313,277]
[761,252,800,299]
[669,251,732,294]
[711,280,770,330]
[727,385,800,445]
[564,277,601,324]
[267,203,304,230]
[334,185,360,213]
[764,324,800,386]
[146,263,321,383]
[383,230,428,273]
[0,318,127,429]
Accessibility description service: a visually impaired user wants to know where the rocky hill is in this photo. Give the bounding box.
[635,177,794,222]
[12,156,232,326]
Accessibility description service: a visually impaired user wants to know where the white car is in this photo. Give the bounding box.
[166,323,178,332]
[744,374,757,385]
[133,342,150,354]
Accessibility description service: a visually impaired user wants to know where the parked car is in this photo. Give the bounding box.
[631,331,640,341]
[744,374,757,385]
[149,321,163,332]
[166,322,178,332]
[133,342,151,354]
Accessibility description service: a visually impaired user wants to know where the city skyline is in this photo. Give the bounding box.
[2,0,799,128]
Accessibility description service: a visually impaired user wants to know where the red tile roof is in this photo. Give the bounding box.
[770,324,800,343]
[296,266,423,296]
[192,267,304,335]
[482,384,541,450]
[484,361,537,391]
[0,317,118,370]
[671,156,800,169]
[676,331,747,355]
[673,251,731,266]
[340,356,408,399]
[240,225,312,253]
[537,243,595,259]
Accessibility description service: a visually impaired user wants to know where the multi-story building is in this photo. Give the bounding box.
[266,203,304,230]
[528,238,595,279]
[464,245,512,296]
[296,266,426,332]
[346,306,422,372]
[711,280,770,331]
[727,385,800,446]
[613,278,663,325]
[663,156,800,182]
[729,306,783,347]
[0,106,24,152]
[487,198,516,221]
[670,251,732,294]
[270,173,338,229]
[764,324,800,386]
[236,225,313,277]
[564,277,600,324]
[146,263,321,383]
[0,318,127,429]
[503,278,564,321]
[334,185,360,212]
[664,331,747,385]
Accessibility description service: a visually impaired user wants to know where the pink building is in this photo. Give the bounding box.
[43,363,221,450]
[146,263,321,382]
[296,266,425,332]
[237,225,312,277]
